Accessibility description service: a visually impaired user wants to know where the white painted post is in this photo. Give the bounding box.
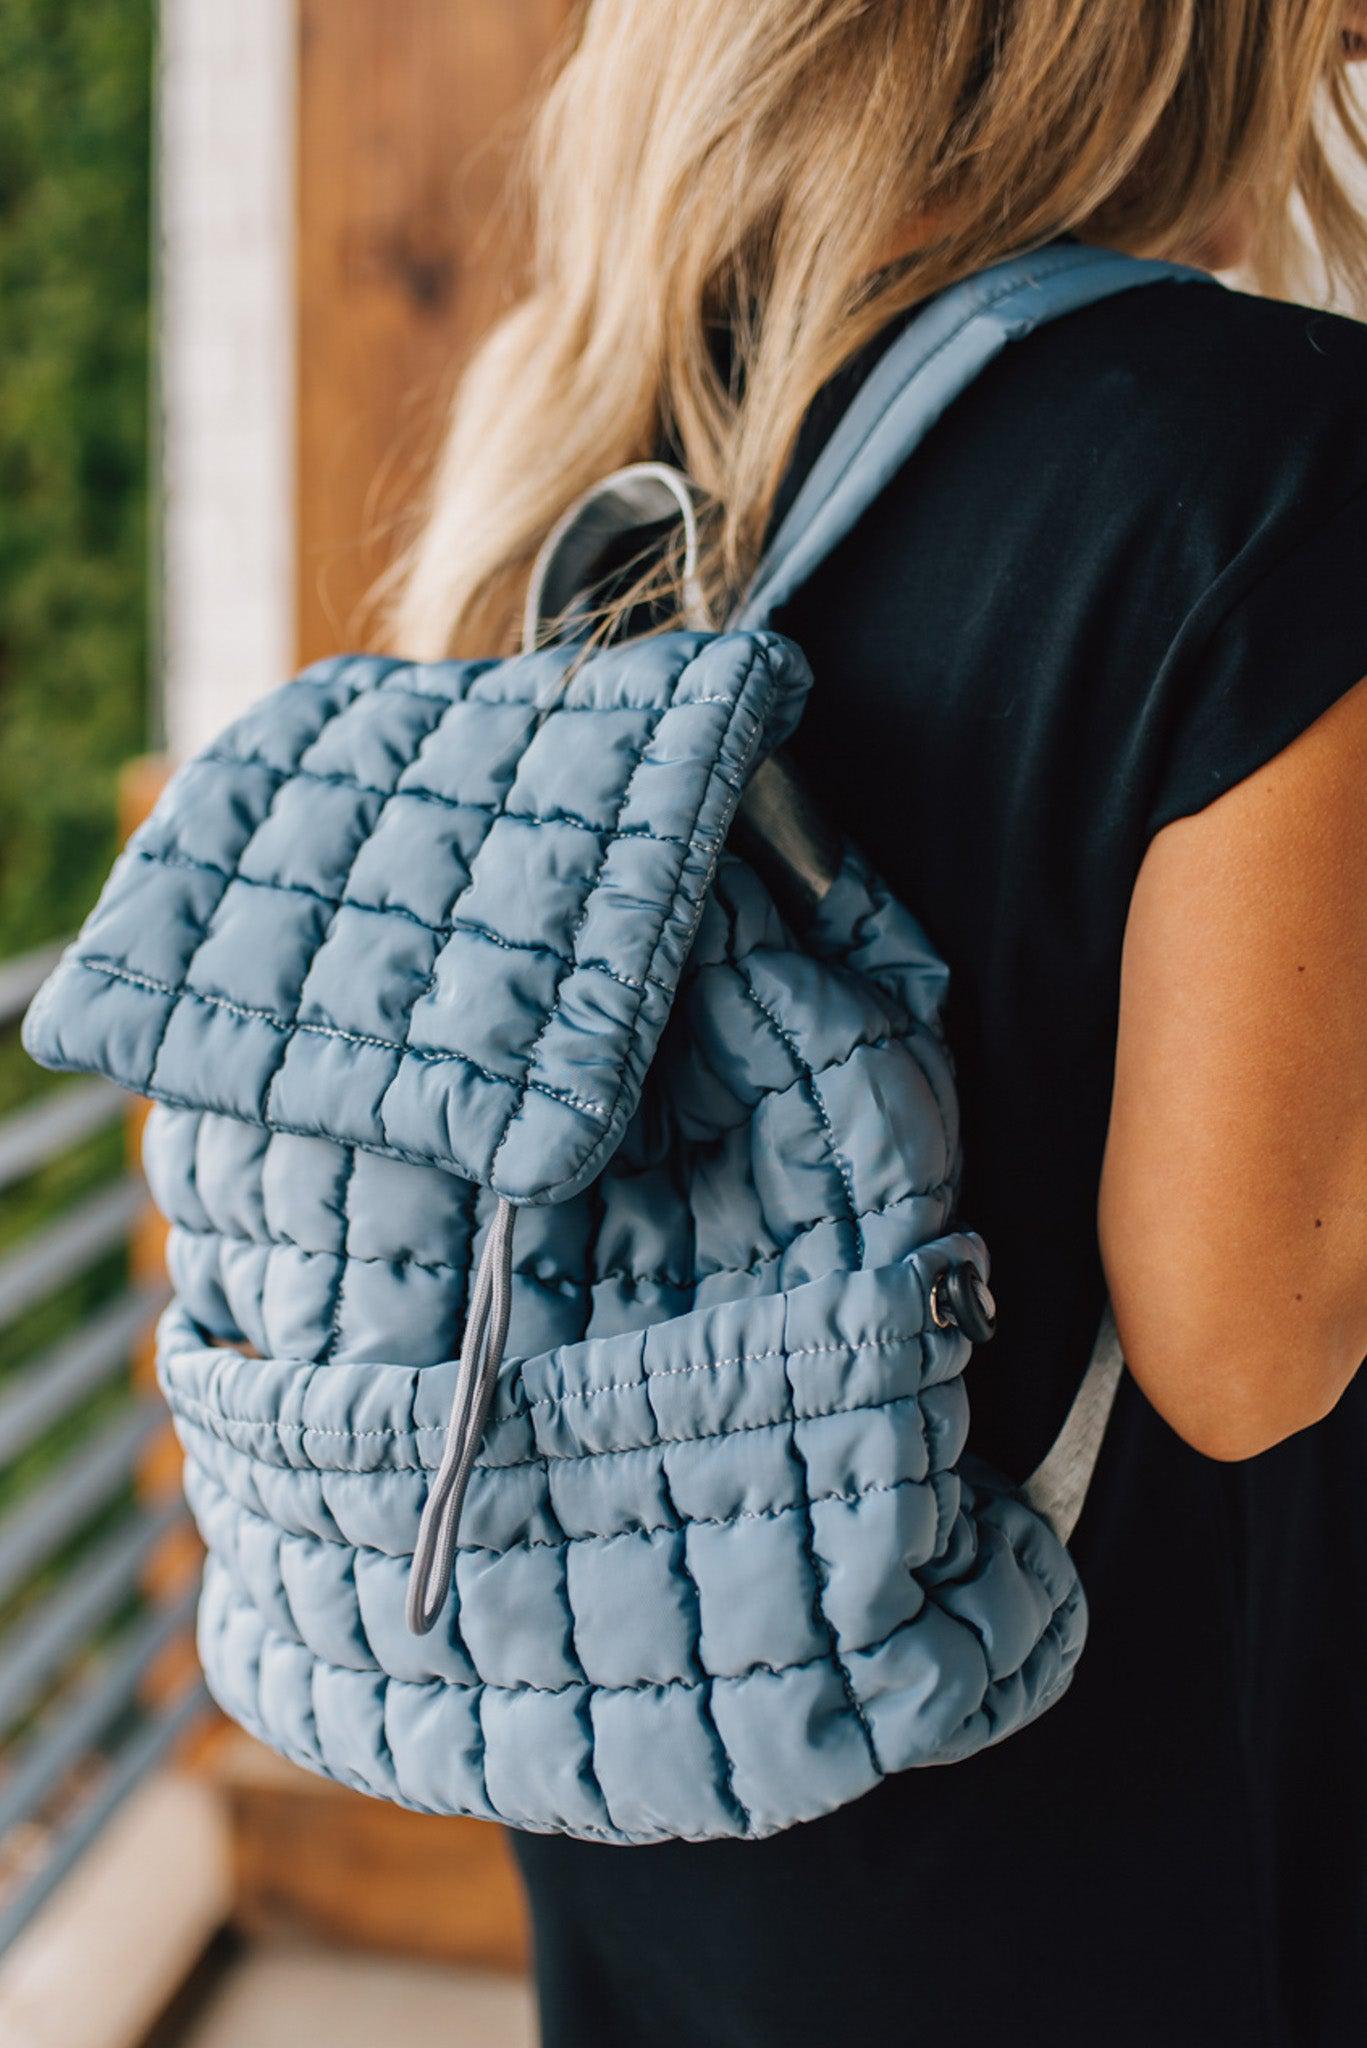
[156,0,296,761]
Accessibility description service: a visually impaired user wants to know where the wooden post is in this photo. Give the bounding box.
[295,0,574,662]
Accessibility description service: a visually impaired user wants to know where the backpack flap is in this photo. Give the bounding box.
[23,631,811,1204]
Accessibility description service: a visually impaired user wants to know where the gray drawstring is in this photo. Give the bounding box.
[406,1197,517,1635]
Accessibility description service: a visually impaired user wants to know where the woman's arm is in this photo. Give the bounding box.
[1098,671,1367,1460]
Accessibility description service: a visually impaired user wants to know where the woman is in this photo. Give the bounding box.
[394,5,1367,2043]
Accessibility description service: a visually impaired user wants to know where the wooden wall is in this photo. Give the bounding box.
[295,0,574,664]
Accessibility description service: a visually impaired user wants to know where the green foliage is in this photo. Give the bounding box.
[0,0,153,957]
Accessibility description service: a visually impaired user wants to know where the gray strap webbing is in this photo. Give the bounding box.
[525,459,706,648]
[1022,1300,1126,1543]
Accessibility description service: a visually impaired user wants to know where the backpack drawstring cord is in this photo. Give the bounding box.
[406,1197,517,1635]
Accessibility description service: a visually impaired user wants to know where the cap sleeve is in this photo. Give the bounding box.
[1145,475,1367,841]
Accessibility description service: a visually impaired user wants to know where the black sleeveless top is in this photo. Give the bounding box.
[511,275,1367,2048]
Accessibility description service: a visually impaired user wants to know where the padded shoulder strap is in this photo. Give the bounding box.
[731,244,1208,1540]
[730,243,1206,630]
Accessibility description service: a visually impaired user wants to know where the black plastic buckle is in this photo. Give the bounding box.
[929,1262,997,1345]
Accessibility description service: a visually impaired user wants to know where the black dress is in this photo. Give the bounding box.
[510,274,1367,2048]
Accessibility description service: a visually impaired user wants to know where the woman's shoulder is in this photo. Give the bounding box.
[1033,274,1367,490]
[1028,280,1367,843]
[1140,272,1366,401]
[929,272,1367,608]
[1141,271,1367,366]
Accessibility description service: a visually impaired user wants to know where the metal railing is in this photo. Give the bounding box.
[0,939,208,1957]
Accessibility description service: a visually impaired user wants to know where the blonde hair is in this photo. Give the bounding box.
[391,0,1367,659]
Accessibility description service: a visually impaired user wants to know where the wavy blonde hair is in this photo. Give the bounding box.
[390,0,1367,658]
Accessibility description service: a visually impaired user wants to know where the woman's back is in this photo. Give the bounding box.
[779,272,1367,1473]
[513,275,1367,2048]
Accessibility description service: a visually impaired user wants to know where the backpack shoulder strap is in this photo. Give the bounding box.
[730,242,1207,630]
[522,246,1208,653]
[730,243,1208,1542]
[516,246,1194,1546]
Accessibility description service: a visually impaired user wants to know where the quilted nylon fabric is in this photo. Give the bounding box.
[25,631,1086,1841]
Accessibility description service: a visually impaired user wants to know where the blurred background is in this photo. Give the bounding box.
[0,5,576,2043]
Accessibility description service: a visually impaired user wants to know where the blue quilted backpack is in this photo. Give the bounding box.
[24,247,1197,1843]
